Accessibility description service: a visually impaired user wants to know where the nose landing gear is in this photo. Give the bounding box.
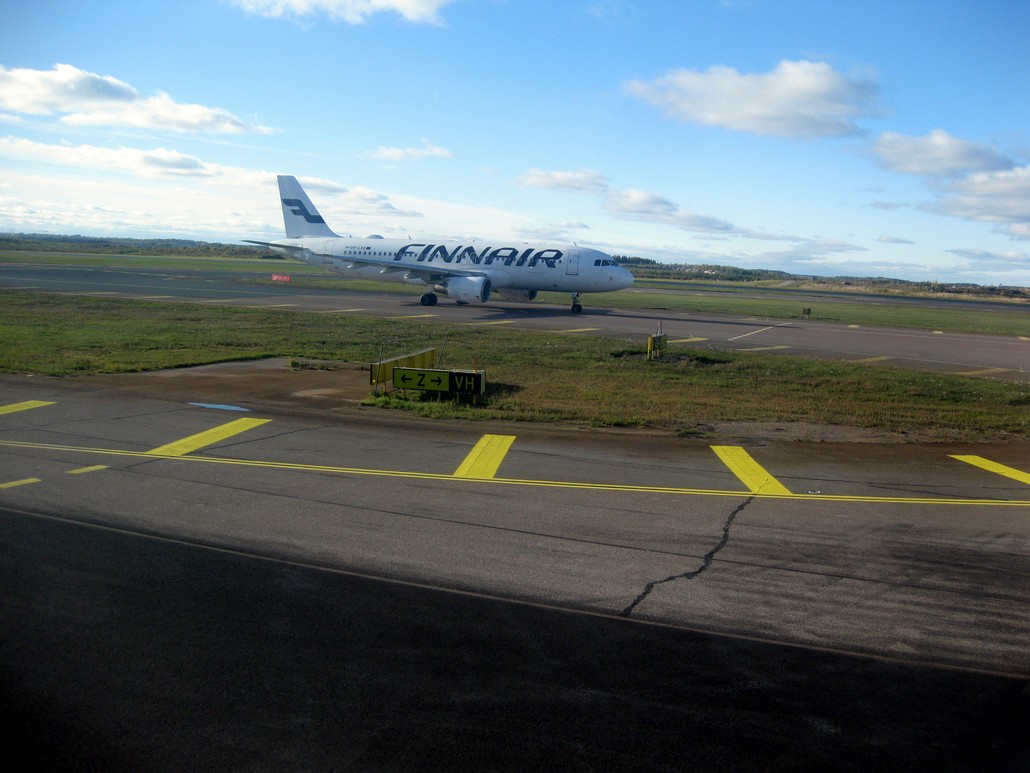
[571,292,583,314]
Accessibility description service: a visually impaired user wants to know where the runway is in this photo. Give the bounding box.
[2,374,1029,767]
[3,261,1029,380]
[2,262,1030,767]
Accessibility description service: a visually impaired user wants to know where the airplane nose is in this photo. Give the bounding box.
[616,267,634,289]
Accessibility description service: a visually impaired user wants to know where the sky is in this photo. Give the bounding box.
[1,0,1029,286]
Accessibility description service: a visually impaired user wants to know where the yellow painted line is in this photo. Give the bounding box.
[68,465,109,475]
[474,320,516,326]
[955,367,1009,377]
[951,455,1030,485]
[0,478,41,489]
[557,328,598,334]
[669,337,707,344]
[135,295,173,300]
[454,435,516,478]
[711,446,792,495]
[849,356,891,364]
[848,325,860,329]
[318,308,366,314]
[242,304,297,309]
[1,439,1028,507]
[147,418,271,457]
[394,314,438,319]
[0,400,55,415]
[737,345,790,352]
[1019,336,1029,342]
[933,330,944,335]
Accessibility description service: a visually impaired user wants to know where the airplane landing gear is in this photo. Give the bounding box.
[419,292,438,306]
[570,292,583,314]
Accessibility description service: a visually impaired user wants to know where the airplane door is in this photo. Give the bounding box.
[565,249,580,276]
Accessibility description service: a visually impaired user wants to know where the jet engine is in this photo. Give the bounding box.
[443,276,492,303]
[495,288,538,302]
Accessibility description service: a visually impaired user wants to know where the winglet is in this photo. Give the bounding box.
[277,175,339,238]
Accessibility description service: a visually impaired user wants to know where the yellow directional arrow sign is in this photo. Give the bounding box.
[392,367,485,395]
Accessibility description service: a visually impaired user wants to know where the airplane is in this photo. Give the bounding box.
[245,175,633,313]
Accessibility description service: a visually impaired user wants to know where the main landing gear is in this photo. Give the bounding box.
[570,292,583,314]
[419,292,438,306]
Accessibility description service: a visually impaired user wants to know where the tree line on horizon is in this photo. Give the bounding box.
[1,233,1024,297]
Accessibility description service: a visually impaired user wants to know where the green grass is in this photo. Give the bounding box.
[2,291,1026,440]
[5,249,1027,335]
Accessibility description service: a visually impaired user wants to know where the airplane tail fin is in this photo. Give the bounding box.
[277,175,339,239]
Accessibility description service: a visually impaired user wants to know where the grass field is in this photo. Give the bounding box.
[2,291,1026,440]
[4,250,1028,336]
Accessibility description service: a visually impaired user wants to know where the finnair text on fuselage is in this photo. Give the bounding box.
[251,175,633,313]
[392,243,561,268]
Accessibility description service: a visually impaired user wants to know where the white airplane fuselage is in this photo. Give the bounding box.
[253,176,634,312]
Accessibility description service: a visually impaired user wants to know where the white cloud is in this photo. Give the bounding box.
[229,0,454,24]
[947,248,1028,265]
[624,60,879,138]
[933,164,1030,225]
[366,138,454,161]
[874,130,1013,176]
[0,64,274,134]
[877,235,914,244]
[515,168,610,193]
[0,136,230,178]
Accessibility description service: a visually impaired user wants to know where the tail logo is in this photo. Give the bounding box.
[282,198,326,224]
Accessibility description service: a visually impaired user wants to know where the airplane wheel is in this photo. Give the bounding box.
[571,303,583,314]
[420,293,438,306]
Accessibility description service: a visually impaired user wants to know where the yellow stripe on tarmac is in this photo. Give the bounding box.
[950,455,1030,485]
[0,400,55,415]
[454,434,516,478]
[558,328,598,334]
[68,465,109,475]
[669,337,707,344]
[147,418,270,457]
[711,446,792,495]
[955,367,1009,377]
[1,439,1028,506]
[0,478,41,489]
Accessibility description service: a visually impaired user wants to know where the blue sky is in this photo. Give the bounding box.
[1,0,1028,285]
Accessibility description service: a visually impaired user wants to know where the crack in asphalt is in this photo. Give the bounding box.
[620,495,754,617]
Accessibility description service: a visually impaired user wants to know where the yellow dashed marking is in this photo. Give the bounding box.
[474,320,516,326]
[0,400,55,415]
[849,356,891,364]
[454,435,516,478]
[950,455,1030,485]
[0,478,41,490]
[737,345,790,352]
[669,337,707,344]
[955,367,1009,377]
[68,465,109,475]
[147,418,271,457]
[0,439,1027,506]
[318,308,366,313]
[558,328,598,334]
[711,446,792,495]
